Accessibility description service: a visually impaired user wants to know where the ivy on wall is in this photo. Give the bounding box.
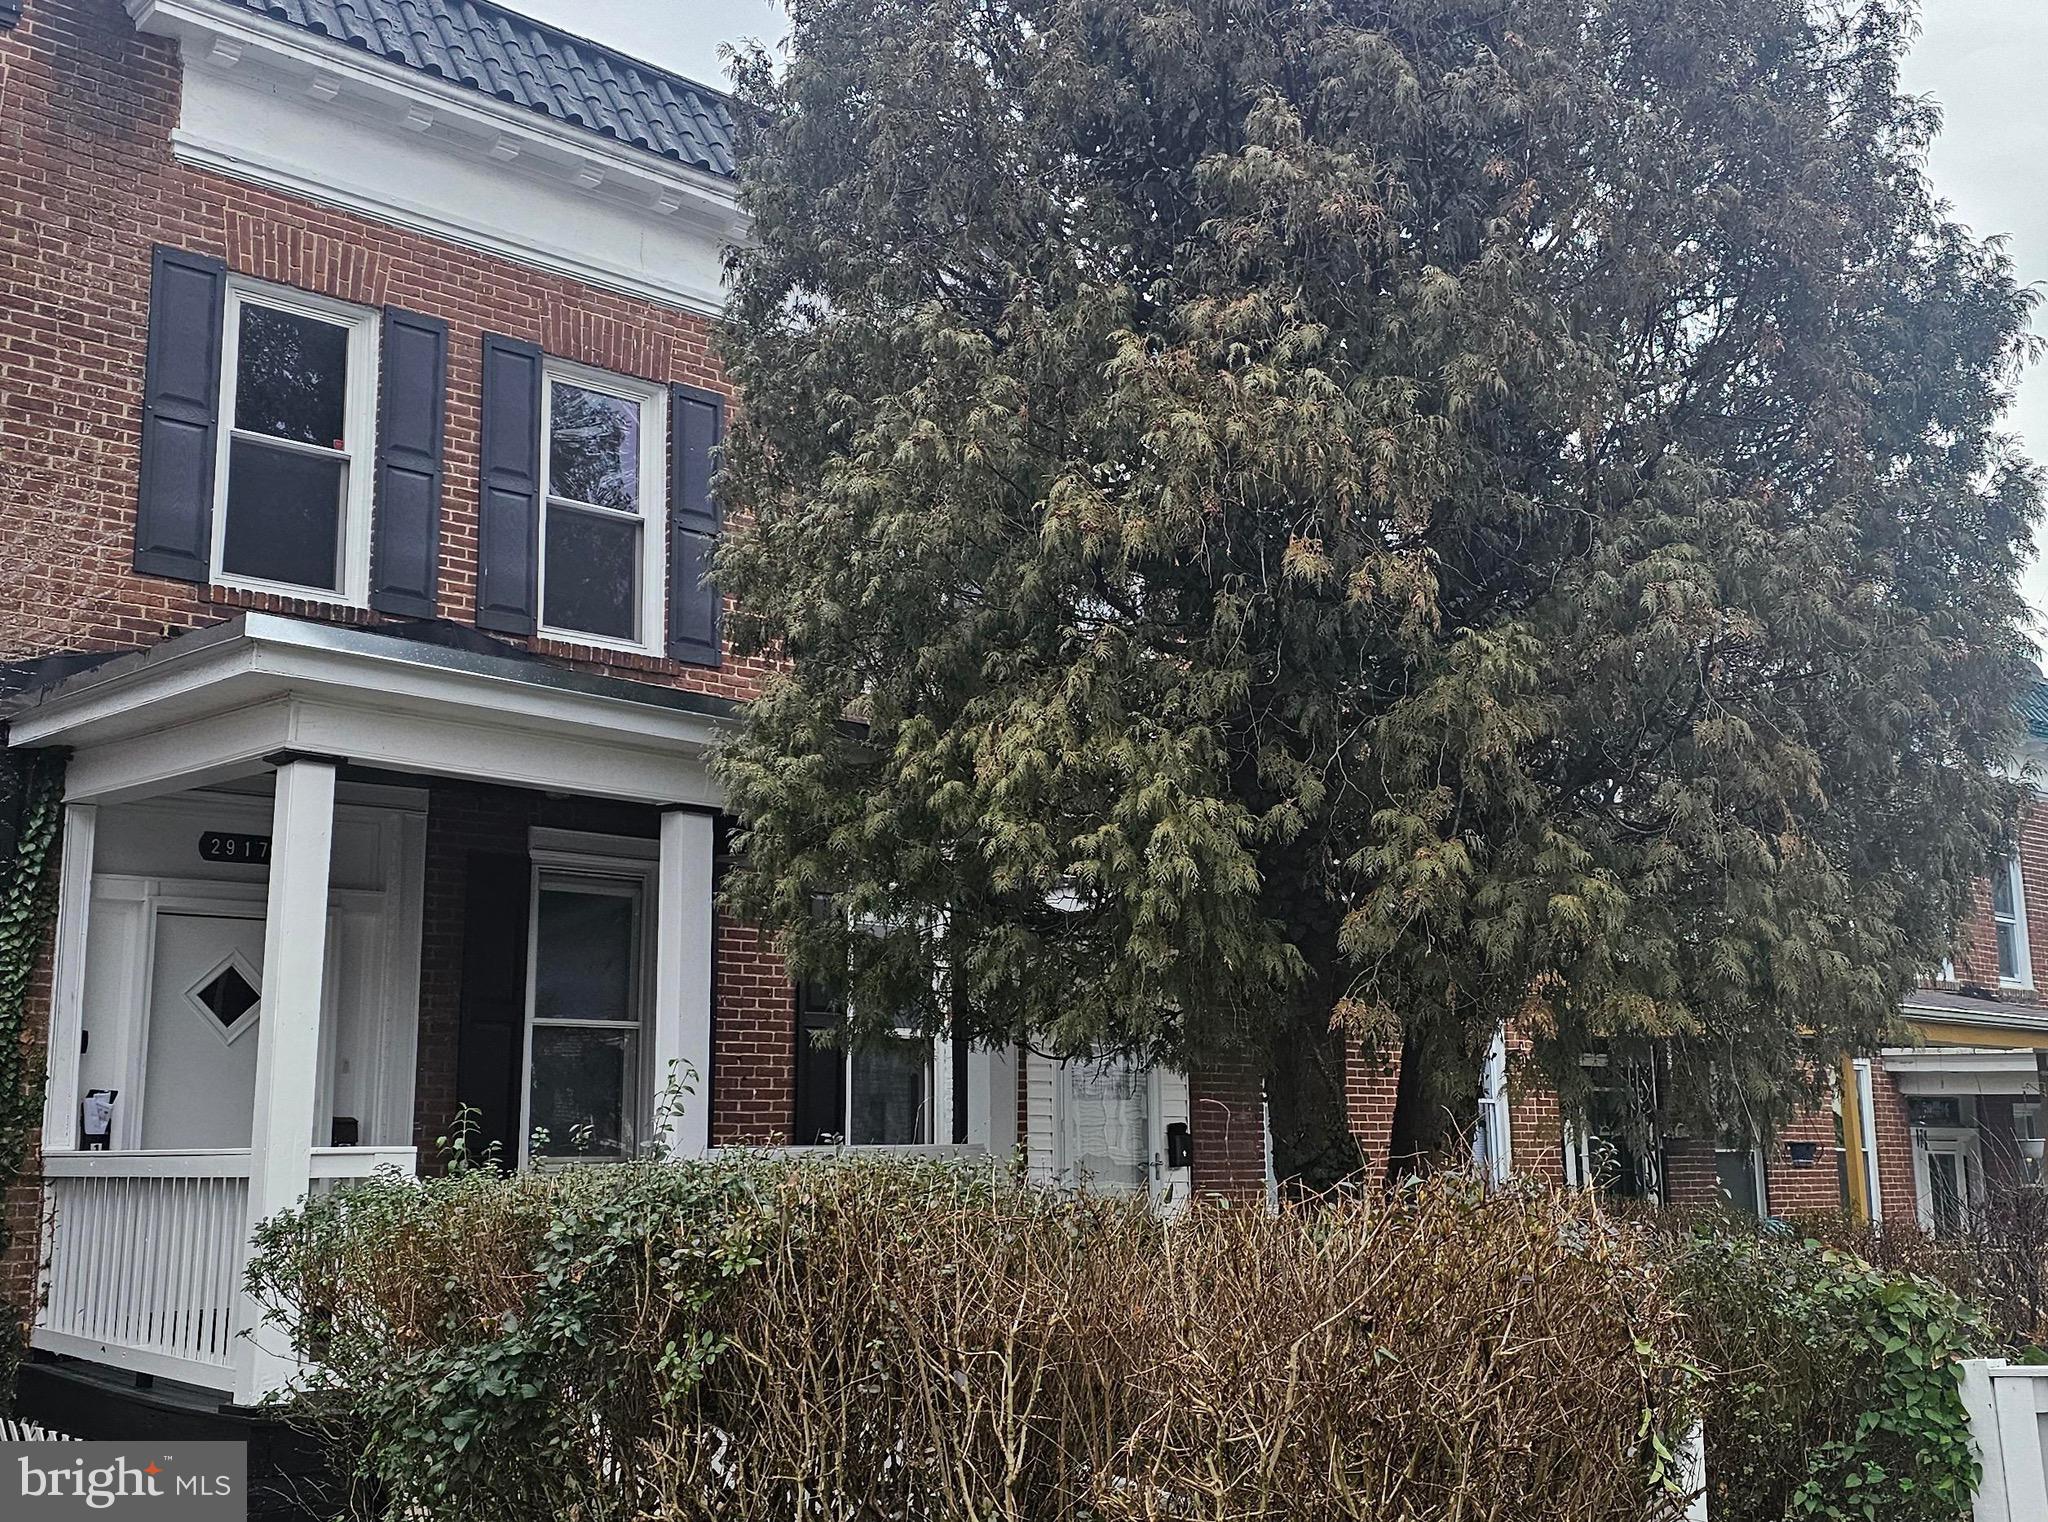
[0,747,66,1403]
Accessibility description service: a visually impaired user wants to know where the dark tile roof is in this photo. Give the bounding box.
[224,0,737,177]
[2020,679,2048,742]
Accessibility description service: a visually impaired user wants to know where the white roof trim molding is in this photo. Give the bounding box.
[129,0,747,316]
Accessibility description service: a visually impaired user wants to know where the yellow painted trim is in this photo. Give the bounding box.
[1840,1056,1870,1224]
[1903,1018,2048,1051]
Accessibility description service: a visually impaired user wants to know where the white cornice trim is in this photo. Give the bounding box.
[130,0,747,314]
[168,127,724,316]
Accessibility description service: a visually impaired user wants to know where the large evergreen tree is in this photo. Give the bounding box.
[712,0,2040,1183]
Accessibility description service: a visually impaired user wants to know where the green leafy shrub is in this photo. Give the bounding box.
[250,1157,1697,1521]
[1669,1228,1987,1522]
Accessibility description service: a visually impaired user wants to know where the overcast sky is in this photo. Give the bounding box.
[518,0,2048,639]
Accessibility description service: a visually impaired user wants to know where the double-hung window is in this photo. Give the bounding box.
[213,282,377,601]
[1994,855,2032,987]
[522,867,650,1164]
[539,361,667,651]
[794,982,935,1147]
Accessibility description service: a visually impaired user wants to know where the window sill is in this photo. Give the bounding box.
[535,626,665,662]
[211,575,369,614]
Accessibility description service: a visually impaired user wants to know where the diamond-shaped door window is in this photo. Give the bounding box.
[185,955,262,1044]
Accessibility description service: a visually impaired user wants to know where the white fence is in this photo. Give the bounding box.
[36,1146,414,1390]
[1963,1358,2048,1522]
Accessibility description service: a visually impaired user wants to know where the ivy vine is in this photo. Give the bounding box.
[0,747,66,1404]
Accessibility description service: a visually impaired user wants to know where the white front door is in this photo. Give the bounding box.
[1060,1058,1151,1194]
[139,912,267,1150]
[1052,1059,1195,1205]
[1915,1128,1983,1236]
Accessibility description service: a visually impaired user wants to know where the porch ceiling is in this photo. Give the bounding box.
[1881,1047,2042,1097]
[4,614,733,808]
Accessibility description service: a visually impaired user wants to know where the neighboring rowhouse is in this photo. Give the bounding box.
[1354,684,2048,1231]
[0,0,1269,1437]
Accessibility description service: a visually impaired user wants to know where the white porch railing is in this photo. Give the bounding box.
[35,1146,415,1390]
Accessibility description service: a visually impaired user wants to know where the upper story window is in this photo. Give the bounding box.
[540,362,668,652]
[1994,855,2032,987]
[214,282,378,602]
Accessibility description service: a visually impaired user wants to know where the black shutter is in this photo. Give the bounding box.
[793,986,847,1144]
[669,382,724,667]
[453,851,533,1165]
[370,308,448,618]
[477,334,543,635]
[135,247,227,583]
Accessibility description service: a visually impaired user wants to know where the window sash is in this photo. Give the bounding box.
[211,283,376,603]
[1995,857,2030,985]
[845,1035,934,1147]
[536,364,666,652]
[521,867,651,1165]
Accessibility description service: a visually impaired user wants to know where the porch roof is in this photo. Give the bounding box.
[1900,988,2048,1049]
[3,613,734,808]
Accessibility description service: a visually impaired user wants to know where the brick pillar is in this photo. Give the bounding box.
[1189,1058,1266,1201]
[1343,1044,1400,1174]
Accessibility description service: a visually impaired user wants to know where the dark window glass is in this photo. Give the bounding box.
[194,964,260,1030]
[533,888,635,1023]
[849,1037,928,1145]
[236,303,350,448]
[221,437,344,589]
[549,382,640,510]
[543,506,639,640]
[529,1026,631,1158]
[1714,1151,1764,1216]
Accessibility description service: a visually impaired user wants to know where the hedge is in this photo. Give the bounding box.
[249,1156,1698,1522]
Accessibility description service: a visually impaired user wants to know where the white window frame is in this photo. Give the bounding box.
[211,278,379,606]
[537,358,669,656]
[1995,855,2033,989]
[517,846,659,1168]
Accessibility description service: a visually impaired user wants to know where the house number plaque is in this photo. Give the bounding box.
[199,831,272,865]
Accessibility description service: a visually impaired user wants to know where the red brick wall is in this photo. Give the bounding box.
[710,917,792,1147]
[1189,1058,1266,1200]
[0,0,768,705]
[1343,1045,1399,1173]
[1938,794,2048,993]
[1761,1108,1847,1216]
[1867,1060,1920,1227]
[1661,1140,1719,1208]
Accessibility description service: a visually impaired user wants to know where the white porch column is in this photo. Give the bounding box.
[39,803,98,1153]
[234,756,338,1406]
[654,808,715,1156]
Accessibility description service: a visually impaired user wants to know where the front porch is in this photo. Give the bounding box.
[1843,990,2048,1234]
[11,614,729,1403]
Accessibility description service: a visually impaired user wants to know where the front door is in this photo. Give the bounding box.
[139,912,267,1150]
[1916,1129,1983,1237]
[1060,1058,1151,1194]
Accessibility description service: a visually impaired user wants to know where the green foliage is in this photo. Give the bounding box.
[711,0,2041,1177]
[1671,1227,1987,1522]
[0,748,65,1412]
[249,1157,1699,1521]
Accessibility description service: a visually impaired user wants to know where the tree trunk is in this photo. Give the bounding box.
[1383,1014,1485,1186]
[1264,994,1363,1192]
